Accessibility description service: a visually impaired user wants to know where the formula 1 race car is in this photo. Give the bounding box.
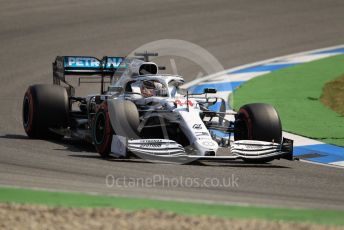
[22,52,293,164]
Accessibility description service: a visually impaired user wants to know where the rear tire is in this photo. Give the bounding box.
[22,84,69,139]
[234,103,282,163]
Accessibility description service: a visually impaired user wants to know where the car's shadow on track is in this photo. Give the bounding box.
[1,134,290,168]
[188,160,290,168]
[199,162,290,168]
[0,134,31,140]
[0,133,96,154]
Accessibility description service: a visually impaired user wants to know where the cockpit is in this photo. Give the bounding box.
[123,76,185,99]
[129,79,168,97]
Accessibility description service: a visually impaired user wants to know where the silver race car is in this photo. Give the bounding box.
[22,52,293,164]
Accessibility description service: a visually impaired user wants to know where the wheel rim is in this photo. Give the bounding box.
[23,96,30,128]
[94,112,106,145]
[235,119,248,140]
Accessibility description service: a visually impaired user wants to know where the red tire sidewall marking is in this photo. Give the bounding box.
[96,102,113,154]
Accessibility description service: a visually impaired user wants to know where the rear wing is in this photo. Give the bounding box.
[52,56,125,95]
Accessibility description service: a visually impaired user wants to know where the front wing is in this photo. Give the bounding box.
[112,137,293,164]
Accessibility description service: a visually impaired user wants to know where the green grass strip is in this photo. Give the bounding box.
[1,187,344,226]
[233,54,344,146]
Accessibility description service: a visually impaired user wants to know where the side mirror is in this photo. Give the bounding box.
[204,88,217,94]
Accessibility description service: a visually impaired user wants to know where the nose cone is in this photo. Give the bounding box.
[194,139,219,156]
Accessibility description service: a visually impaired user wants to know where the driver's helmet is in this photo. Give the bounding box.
[140,80,167,97]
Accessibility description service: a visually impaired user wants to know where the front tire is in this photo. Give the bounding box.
[234,103,282,163]
[234,103,282,143]
[93,100,140,157]
[93,102,113,157]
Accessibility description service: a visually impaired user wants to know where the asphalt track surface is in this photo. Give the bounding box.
[1,0,344,210]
